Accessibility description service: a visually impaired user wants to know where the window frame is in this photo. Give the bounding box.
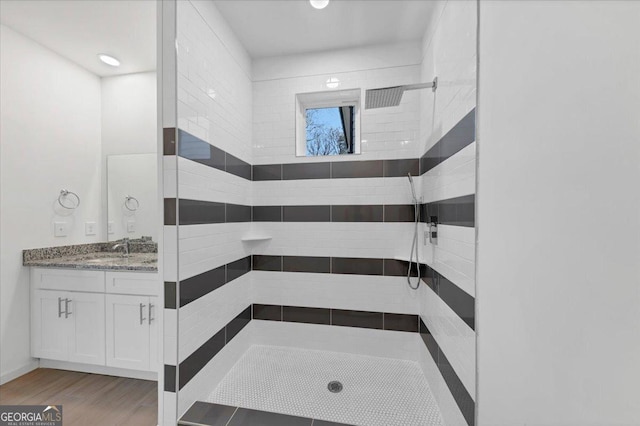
[295,88,362,157]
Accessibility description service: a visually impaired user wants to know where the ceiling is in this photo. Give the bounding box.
[0,0,156,77]
[214,0,439,58]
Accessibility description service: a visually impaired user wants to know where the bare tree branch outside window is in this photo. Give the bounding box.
[306,108,348,156]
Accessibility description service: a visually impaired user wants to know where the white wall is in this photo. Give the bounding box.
[0,24,102,383]
[477,1,640,424]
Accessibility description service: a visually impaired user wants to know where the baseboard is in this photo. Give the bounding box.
[0,359,40,385]
[39,359,158,381]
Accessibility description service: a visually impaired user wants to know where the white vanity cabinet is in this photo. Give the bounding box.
[30,267,159,375]
[105,271,158,371]
[32,289,105,365]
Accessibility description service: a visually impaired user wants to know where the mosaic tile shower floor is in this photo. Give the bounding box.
[206,345,444,426]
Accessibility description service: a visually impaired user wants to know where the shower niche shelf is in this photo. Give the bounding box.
[240,235,272,242]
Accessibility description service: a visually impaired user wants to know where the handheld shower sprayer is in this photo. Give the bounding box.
[407,173,418,204]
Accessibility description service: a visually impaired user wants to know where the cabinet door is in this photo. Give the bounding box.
[32,290,69,361]
[105,294,150,370]
[67,292,105,365]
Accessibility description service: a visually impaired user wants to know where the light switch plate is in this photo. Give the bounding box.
[54,222,68,237]
[85,222,96,236]
[127,221,135,233]
[107,221,114,234]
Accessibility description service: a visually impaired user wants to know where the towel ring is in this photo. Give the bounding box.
[124,195,140,211]
[58,190,80,209]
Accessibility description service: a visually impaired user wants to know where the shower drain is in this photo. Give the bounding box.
[327,381,343,393]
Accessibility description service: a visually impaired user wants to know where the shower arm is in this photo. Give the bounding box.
[403,77,438,93]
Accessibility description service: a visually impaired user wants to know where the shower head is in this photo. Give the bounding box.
[365,77,438,109]
[407,173,418,204]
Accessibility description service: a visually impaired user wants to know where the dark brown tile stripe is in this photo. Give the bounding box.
[422,267,475,330]
[177,255,471,330]
[164,281,176,309]
[283,205,331,222]
[174,256,251,309]
[253,304,282,321]
[420,108,476,175]
[164,198,177,226]
[332,309,383,329]
[252,304,418,333]
[179,402,355,426]
[383,158,419,178]
[332,160,383,179]
[170,305,253,391]
[420,319,475,425]
[253,164,282,181]
[246,204,417,223]
[178,129,225,172]
[422,194,475,227]
[176,106,474,183]
[163,198,253,225]
[177,129,249,178]
[179,266,225,308]
[252,256,473,331]
[252,255,282,271]
[332,257,383,275]
[283,162,330,180]
[283,306,331,325]
[163,127,176,156]
[164,364,176,392]
[283,256,330,273]
[226,152,251,180]
[253,205,282,221]
[332,205,383,222]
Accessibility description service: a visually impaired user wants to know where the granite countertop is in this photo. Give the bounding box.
[23,241,158,272]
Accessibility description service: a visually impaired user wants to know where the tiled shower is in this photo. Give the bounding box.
[161,1,477,424]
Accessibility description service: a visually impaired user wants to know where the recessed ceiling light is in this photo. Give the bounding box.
[310,0,329,10]
[326,77,340,89]
[98,54,120,67]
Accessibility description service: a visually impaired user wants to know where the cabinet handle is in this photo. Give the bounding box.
[58,297,64,318]
[139,303,146,325]
[64,298,72,318]
[148,303,154,324]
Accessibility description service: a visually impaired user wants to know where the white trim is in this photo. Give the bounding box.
[0,360,39,385]
[39,359,157,381]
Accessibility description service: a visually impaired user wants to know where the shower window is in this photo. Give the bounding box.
[295,89,361,156]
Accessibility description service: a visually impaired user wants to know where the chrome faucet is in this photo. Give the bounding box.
[112,238,130,257]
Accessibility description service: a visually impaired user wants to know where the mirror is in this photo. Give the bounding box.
[107,154,158,242]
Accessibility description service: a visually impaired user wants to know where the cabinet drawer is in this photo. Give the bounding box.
[32,268,105,292]
[105,271,158,296]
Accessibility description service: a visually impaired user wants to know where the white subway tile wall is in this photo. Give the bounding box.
[172,0,254,418]
[178,275,250,363]
[251,271,419,316]
[167,0,477,423]
[253,60,422,164]
[417,0,477,409]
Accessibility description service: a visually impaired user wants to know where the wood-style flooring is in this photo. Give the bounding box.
[0,368,157,426]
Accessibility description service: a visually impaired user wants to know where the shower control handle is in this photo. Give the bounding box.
[428,216,438,245]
